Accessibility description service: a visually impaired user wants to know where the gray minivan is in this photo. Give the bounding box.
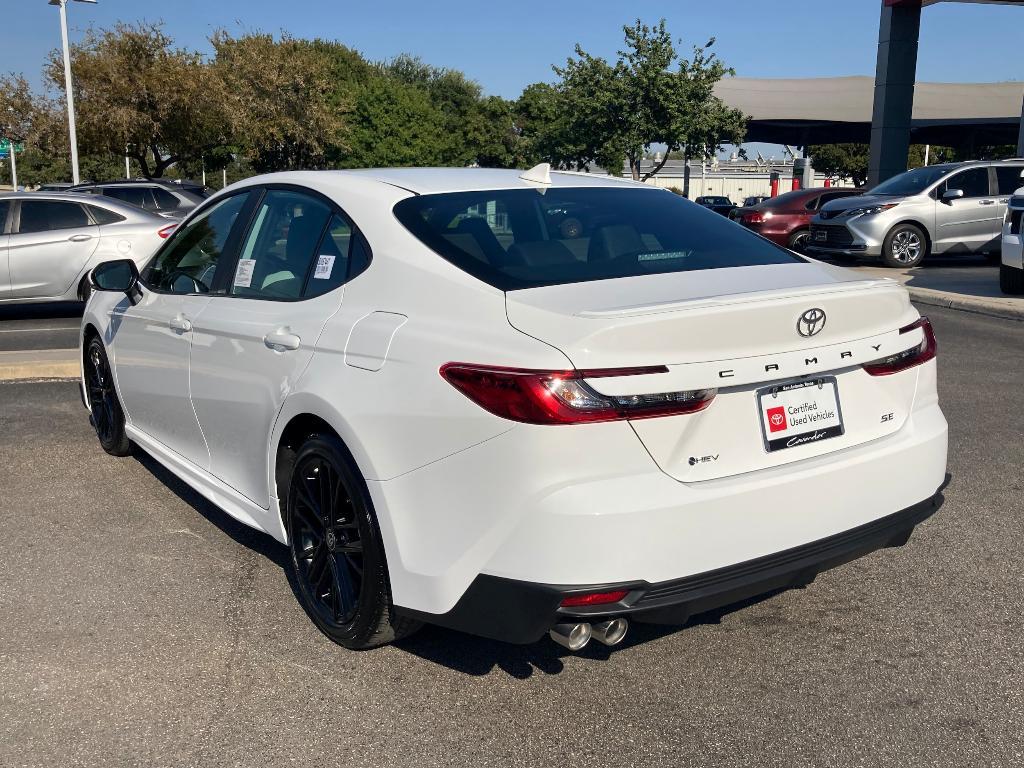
[808,160,1024,267]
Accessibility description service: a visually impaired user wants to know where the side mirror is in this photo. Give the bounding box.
[91,259,141,305]
[941,188,964,202]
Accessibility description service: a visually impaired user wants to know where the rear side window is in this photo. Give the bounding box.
[231,189,332,300]
[102,187,152,209]
[143,193,249,294]
[152,187,181,210]
[17,200,90,233]
[0,201,9,233]
[303,214,356,298]
[996,166,1024,196]
[87,205,126,225]
[393,187,802,291]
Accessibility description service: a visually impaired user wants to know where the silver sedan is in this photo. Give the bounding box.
[0,192,174,304]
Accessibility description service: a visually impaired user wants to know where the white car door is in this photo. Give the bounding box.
[9,199,98,298]
[188,188,358,512]
[110,192,252,469]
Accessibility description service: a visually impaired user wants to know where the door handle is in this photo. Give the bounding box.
[68,233,93,242]
[264,329,301,351]
[978,200,995,206]
[169,316,192,333]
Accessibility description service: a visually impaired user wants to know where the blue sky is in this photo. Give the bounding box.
[5,0,1022,97]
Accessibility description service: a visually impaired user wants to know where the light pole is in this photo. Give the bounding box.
[4,107,17,190]
[48,0,96,185]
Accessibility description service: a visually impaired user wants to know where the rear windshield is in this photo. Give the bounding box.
[393,187,802,290]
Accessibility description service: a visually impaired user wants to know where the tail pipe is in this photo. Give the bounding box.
[549,618,629,651]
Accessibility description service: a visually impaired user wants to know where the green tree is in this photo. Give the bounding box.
[48,22,231,178]
[212,32,348,173]
[524,19,746,180]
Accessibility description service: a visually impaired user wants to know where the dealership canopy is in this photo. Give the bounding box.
[714,76,1024,147]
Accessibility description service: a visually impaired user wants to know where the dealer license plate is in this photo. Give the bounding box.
[757,377,844,453]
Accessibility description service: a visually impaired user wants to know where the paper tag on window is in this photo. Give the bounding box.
[233,258,256,288]
[313,254,335,280]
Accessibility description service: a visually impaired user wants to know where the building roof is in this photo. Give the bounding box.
[714,76,1024,146]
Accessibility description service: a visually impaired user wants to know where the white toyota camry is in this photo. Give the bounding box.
[80,166,948,651]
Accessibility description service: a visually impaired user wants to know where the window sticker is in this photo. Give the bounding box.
[313,254,336,280]
[234,258,256,288]
[637,251,692,261]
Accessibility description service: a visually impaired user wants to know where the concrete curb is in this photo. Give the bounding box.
[906,287,1024,323]
[0,349,80,381]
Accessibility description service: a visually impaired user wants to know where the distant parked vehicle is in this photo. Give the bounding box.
[0,192,174,304]
[734,188,860,252]
[741,195,769,208]
[1000,177,1024,294]
[694,195,736,217]
[69,178,211,220]
[809,159,1024,267]
[37,182,77,192]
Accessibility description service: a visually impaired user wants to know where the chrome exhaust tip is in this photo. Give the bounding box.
[591,618,629,647]
[549,622,592,651]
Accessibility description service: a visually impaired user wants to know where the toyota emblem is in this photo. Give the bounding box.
[797,308,826,337]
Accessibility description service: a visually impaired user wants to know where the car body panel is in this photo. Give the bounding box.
[80,168,948,629]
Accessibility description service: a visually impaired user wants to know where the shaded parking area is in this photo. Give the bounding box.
[1,305,1022,767]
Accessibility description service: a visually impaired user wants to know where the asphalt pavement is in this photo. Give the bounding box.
[0,305,1022,768]
[0,303,83,352]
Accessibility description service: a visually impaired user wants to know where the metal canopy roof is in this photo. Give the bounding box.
[714,76,1024,146]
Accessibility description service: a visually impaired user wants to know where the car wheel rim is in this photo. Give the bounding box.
[891,231,922,264]
[86,347,116,443]
[793,233,810,251]
[290,455,363,627]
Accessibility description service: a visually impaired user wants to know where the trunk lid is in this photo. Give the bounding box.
[505,262,923,481]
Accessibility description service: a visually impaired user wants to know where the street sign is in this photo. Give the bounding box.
[0,139,24,153]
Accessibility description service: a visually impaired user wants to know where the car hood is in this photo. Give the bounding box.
[818,193,896,215]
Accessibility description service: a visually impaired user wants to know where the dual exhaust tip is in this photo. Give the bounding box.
[549,618,628,652]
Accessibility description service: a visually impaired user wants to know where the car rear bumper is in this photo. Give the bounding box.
[396,492,942,644]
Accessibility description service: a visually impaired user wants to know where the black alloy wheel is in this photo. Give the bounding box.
[285,434,419,649]
[85,336,130,456]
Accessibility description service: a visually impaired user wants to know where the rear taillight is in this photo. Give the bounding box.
[862,317,937,376]
[742,212,764,224]
[439,363,715,425]
[157,224,177,239]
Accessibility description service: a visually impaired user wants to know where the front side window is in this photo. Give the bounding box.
[230,190,332,300]
[394,187,802,291]
[143,193,248,294]
[0,200,10,233]
[939,167,990,199]
[17,200,90,233]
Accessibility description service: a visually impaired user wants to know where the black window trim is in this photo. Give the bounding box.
[214,182,372,304]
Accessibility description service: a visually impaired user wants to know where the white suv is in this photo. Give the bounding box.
[81,168,948,651]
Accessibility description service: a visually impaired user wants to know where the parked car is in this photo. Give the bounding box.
[999,177,1024,294]
[694,195,736,217]
[69,178,210,220]
[0,192,175,304]
[733,188,861,252]
[37,182,77,192]
[741,195,769,208]
[80,168,947,651]
[808,159,1024,267]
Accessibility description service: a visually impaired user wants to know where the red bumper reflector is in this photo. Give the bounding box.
[560,590,629,608]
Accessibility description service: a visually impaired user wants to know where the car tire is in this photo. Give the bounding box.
[84,336,131,456]
[78,275,92,303]
[1000,262,1024,295]
[882,223,928,268]
[788,229,811,253]
[285,433,420,649]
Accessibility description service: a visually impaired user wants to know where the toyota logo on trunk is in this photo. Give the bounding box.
[797,308,826,337]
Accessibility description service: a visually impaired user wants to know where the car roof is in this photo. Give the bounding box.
[324,167,645,195]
